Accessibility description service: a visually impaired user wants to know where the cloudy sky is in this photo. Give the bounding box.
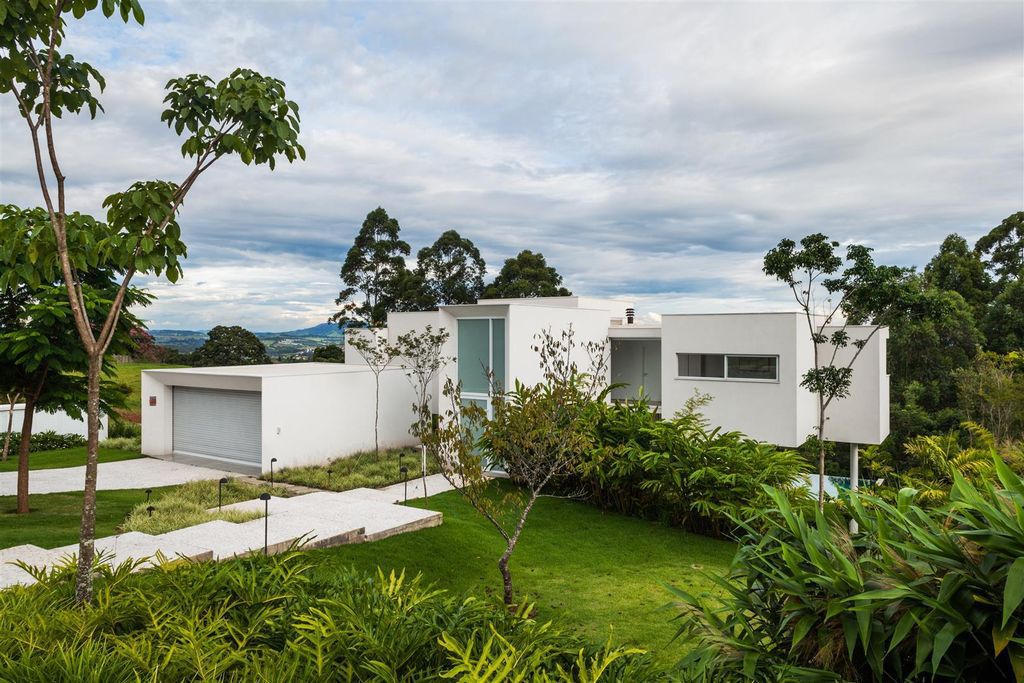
[2,1,1021,331]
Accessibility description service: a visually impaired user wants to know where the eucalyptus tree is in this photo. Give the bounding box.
[975,211,1024,288]
[415,230,487,305]
[764,234,920,510]
[1,0,305,602]
[333,207,412,327]
[482,250,572,299]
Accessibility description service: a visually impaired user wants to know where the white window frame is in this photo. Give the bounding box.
[675,353,780,383]
[457,316,508,418]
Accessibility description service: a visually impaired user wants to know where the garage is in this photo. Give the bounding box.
[141,364,420,475]
[172,387,262,467]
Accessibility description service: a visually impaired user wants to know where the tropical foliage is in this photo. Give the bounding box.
[569,397,812,538]
[0,554,657,681]
[669,458,1024,682]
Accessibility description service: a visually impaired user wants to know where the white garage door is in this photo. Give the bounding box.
[172,387,262,466]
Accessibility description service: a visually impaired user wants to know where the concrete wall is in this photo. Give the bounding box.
[505,304,612,388]
[820,326,889,445]
[0,404,108,440]
[661,313,807,446]
[261,368,418,469]
[610,338,662,402]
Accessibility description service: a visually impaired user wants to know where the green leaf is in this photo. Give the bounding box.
[931,622,958,672]
[1005,557,1024,628]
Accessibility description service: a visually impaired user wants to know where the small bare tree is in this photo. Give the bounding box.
[2,391,22,462]
[348,330,399,454]
[392,325,452,497]
[426,326,607,607]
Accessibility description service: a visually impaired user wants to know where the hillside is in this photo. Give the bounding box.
[152,323,345,357]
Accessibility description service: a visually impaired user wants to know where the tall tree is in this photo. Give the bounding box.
[975,211,1024,287]
[332,207,411,327]
[482,250,572,299]
[923,234,991,322]
[982,280,1024,354]
[415,229,486,305]
[1,0,304,602]
[191,325,271,367]
[764,234,921,510]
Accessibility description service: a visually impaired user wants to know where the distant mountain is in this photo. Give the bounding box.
[151,322,345,357]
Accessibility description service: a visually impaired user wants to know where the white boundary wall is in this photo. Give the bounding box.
[0,404,107,440]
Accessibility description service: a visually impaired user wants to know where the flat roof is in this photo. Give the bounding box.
[143,363,398,379]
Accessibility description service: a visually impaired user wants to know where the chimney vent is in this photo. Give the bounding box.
[625,307,635,324]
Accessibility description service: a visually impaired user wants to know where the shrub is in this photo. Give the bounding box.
[570,399,812,537]
[3,430,89,452]
[669,457,1024,682]
[0,555,660,680]
[108,417,142,439]
[122,479,278,535]
[98,436,141,451]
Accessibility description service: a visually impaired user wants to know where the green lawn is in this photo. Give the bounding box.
[113,362,185,417]
[0,447,141,473]
[0,486,174,549]
[311,486,736,667]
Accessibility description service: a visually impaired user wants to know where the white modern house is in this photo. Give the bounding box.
[142,295,888,474]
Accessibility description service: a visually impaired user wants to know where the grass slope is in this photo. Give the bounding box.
[313,486,736,667]
[0,486,174,549]
[0,447,141,473]
[113,362,185,417]
[270,447,439,491]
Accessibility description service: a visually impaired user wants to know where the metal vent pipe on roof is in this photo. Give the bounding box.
[626,307,635,324]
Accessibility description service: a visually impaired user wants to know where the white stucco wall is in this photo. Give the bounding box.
[505,303,613,388]
[661,313,807,446]
[0,404,107,440]
[820,326,889,445]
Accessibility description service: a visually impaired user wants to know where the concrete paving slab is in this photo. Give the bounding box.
[0,457,233,496]
[0,564,37,589]
[212,495,290,514]
[52,531,213,569]
[0,544,61,568]
[376,473,456,503]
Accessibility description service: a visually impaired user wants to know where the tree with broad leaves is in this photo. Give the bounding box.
[764,234,922,511]
[923,233,992,323]
[392,325,452,498]
[415,230,487,305]
[310,344,344,363]
[348,330,399,454]
[332,207,412,328]
[191,325,272,367]
[426,326,607,607]
[0,0,304,602]
[482,250,572,299]
[975,211,1024,288]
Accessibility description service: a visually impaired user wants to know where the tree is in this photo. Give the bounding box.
[415,230,486,305]
[923,233,991,322]
[332,207,411,327]
[348,331,398,454]
[427,327,607,606]
[392,325,452,496]
[955,351,1024,443]
[128,327,164,362]
[191,326,271,367]
[310,344,345,363]
[387,267,437,313]
[482,250,572,299]
[982,279,1024,354]
[764,234,920,510]
[0,277,142,514]
[1,0,304,602]
[975,211,1024,287]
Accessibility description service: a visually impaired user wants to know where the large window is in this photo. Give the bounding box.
[676,353,778,381]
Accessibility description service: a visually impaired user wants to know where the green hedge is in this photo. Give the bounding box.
[2,430,87,452]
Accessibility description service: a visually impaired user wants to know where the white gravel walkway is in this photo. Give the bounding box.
[0,458,233,497]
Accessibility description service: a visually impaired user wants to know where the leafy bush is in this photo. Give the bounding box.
[570,399,811,537]
[108,416,142,439]
[0,554,659,680]
[98,436,141,451]
[2,430,89,452]
[122,479,278,535]
[669,457,1024,682]
[272,447,439,491]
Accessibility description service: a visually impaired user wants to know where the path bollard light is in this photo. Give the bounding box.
[270,458,278,487]
[400,466,409,504]
[145,488,152,503]
[218,477,228,511]
[259,492,272,556]
[326,468,333,489]
[147,505,155,518]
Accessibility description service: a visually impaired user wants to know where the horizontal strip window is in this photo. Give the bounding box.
[676,353,778,381]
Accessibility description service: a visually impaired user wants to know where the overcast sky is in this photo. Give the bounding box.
[1,1,1021,331]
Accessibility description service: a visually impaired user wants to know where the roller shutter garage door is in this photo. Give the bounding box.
[172,387,262,466]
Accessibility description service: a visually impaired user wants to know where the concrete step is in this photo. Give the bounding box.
[0,544,63,570]
[278,495,443,542]
[210,495,290,514]
[51,531,214,570]
[155,519,306,560]
[0,564,37,590]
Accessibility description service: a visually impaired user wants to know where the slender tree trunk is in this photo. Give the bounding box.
[497,491,541,607]
[817,403,826,512]
[15,400,35,514]
[374,376,380,454]
[2,397,17,462]
[74,355,103,604]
